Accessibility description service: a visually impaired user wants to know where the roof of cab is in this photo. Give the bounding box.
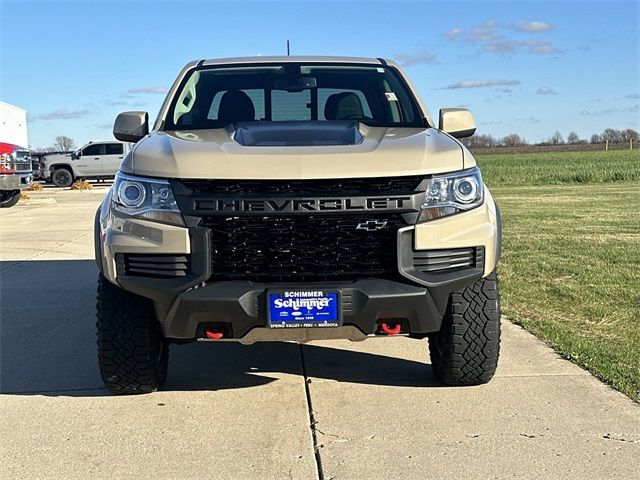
[200,55,386,66]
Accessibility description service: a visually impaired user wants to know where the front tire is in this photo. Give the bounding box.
[96,274,168,394]
[51,168,74,187]
[429,271,501,385]
[0,191,20,208]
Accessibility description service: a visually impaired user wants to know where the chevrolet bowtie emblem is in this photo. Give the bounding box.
[356,220,388,231]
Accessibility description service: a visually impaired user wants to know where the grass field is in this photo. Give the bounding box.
[477,150,640,401]
[478,150,640,185]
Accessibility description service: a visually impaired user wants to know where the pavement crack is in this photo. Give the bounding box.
[603,433,639,443]
[299,344,325,480]
[316,428,352,444]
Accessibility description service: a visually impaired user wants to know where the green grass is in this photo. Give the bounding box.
[476,150,640,401]
[478,149,640,185]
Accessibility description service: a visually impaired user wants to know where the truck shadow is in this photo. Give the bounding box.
[0,260,440,397]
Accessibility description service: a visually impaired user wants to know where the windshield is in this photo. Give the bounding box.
[164,64,425,130]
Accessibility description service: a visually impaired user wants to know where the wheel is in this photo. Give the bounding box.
[51,168,74,187]
[428,271,501,385]
[0,191,20,208]
[96,274,169,394]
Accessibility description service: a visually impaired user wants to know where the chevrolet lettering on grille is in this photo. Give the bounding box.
[194,196,414,213]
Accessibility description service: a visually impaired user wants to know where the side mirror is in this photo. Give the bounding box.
[113,111,149,143]
[438,108,476,138]
[71,151,78,160]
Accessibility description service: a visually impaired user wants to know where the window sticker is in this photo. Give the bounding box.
[377,67,385,73]
[384,92,398,102]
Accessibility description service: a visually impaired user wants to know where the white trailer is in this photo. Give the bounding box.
[0,101,29,149]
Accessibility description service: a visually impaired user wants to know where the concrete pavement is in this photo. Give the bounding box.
[1,186,638,479]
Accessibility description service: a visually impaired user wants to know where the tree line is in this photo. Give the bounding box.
[33,135,77,153]
[462,128,638,148]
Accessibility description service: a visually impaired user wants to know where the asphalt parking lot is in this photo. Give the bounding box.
[1,184,638,479]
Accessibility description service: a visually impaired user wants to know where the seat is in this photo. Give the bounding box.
[324,92,365,120]
[218,90,256,123]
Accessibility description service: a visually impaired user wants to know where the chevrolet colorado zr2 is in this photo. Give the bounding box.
[94,56,502,394]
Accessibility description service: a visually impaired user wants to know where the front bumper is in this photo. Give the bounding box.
[96,191,500,341]
[0,174,21,190]
[0,172,34,189]
[131,277,482,340]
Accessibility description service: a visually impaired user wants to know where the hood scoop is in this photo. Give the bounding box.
[232,121,363,147]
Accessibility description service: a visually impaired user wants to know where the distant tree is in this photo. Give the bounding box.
[482,134,499,148]
[502,134,525,147]
[590,134,601,144]
[549,131,565,145]
[621,129,638,142]
[53,135,75,151]
[462,134,499,148]
[602,128,622,143]
[567,132,580,144]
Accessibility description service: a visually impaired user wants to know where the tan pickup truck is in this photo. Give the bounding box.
[95,56,502,394]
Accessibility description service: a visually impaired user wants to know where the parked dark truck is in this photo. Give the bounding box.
[94,56,502,394]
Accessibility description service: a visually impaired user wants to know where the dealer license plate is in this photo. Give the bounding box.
[267,290,340,328]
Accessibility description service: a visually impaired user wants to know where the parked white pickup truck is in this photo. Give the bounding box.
[43,141,130,187]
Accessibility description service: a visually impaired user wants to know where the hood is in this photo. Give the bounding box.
[129,124,470,180]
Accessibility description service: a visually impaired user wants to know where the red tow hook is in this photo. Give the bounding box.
[380,321,402,335]
[205,326,225,340]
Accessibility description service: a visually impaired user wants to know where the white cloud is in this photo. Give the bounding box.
[124,86,167,95]
[513,117,541,124]
[513,20,553,32]
[105,100,129,106]
[624,93,640,99]
[468,20,500,43]
[525,40,561,54]
[443,20,561,55]
[393,51,439,66]
[445,79,521,89]
[120,86,168,98]
[483,40,521,54]
[444,27,464,40]
[536,87,558,95]
[580,105,639,116]
[31,108,91,121]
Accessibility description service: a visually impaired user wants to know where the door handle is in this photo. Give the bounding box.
[93,157,100,159]
[118,157,123,159]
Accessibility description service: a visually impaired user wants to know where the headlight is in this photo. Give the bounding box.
[111,172,184,226]
[418,167,484,222]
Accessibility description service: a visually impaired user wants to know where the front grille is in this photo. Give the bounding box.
[202,214,405,282]
[412,247,483,273]
[180,176,424,197]
[15,162,32,172]
[116,253,191,278]
[4,161,31,172]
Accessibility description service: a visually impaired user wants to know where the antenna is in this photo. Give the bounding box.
[287,40,290,56]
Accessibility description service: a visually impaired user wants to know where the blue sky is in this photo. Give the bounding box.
[1,0,638,149]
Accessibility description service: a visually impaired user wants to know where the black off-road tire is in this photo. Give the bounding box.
[96,274,168,394]
[51,168,74,187]
[429,271,501,385]
[0,191,20,208]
